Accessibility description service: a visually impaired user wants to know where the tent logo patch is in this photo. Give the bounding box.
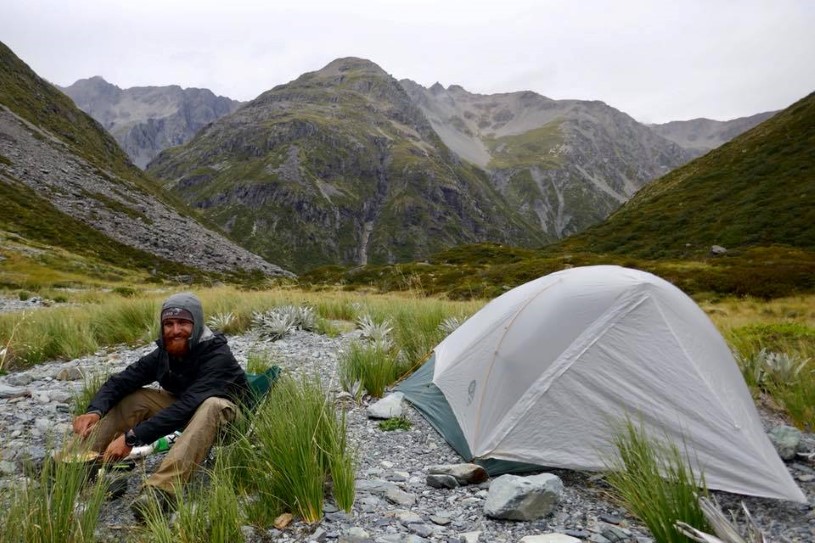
[467,380,477,405]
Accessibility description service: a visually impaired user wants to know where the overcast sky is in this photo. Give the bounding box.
[2,0,814,123]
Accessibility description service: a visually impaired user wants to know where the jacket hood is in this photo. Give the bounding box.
[160,292,213,349]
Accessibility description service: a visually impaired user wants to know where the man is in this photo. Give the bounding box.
[72,292,249,520]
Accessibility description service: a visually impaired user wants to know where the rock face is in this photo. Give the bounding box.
[148,58,546,272]
[0,41,289,278]
[400,81,694,239]
[60,77,243,169]
[650,111,777,158]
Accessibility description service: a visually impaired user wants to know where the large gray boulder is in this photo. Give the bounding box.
[484,473,563,521]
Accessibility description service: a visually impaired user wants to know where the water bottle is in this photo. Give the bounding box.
[153,431,182,453]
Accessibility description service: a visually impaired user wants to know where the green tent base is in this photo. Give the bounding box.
[397,355,542,476]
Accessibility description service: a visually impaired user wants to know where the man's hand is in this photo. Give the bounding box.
[102,434,132,463]
[72,412,101,438]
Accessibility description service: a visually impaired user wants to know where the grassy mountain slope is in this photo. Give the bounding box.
[562,92,814,258]
[301,93,815,300]
[148,58,546,272]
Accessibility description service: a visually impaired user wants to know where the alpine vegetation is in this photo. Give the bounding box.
[606,420,710,543]
[206,311,239,334]
[356,313,394,350]
[0,440,108,543]
[251,308,296,341]
[224,374,355,525]
[251,305,319,340]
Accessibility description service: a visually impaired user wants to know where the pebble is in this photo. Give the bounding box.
[0,326,812,543]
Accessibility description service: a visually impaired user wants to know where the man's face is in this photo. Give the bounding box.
[162,318,194,357]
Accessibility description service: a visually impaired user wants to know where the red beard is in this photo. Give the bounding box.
[165,335,190,357]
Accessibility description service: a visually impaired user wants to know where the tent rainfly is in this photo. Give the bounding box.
[398,265,806,502]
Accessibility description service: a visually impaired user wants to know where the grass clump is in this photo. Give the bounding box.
[246,349,276,375]
[339,341,408,398]
[142,457,245,543]
[378,417,412,431]
[70,370,109,416]
[0,442,107,543]
[226,374,354,525]
[605,420,710,543]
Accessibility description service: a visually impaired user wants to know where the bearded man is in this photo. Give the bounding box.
[71,292,249,520]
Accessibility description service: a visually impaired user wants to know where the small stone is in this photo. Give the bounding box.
[427,474,459,489]
[429,515,452,526]
[459,531,481,543]
[274,512,293,529]
[601,527,631,543]
[397,511,424,524]
[5,373,34,386]
[367,392,405,419]
[55,367,84,381]
[311,527,328,542]
[769,425,802,461]
[0,384,29,399]
[599,514,622,525]
[798,474,814,482]
[324,501,340,513]
[0,461,17,475]
[484,473,563,521]
[519,535,581,543]
[341,527,371,543]
[710,245,727,255]
[385,487,416,507]
[565,530,591,538]
[408,524,434,538]
[428,463,488,485]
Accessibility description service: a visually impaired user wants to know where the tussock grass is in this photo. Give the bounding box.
[142,457,245,543]
[225,374,355,525]
[246,349,276,375]
[0,287,480,370]
[606,420,710,543]
[70,370,109,416]
[0,441,107,543]
[339,341,407,398]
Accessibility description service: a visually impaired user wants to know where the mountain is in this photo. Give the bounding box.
[147,58,546,272]
[561,92,815,258]
[650,111,778,158]
[0,41,290,281]
[60,77,243,168]
[399,81,694,238]
[301,92,815,300]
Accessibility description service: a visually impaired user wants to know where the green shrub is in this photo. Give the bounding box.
[378,417,412,431]
[112,286,137,297]
[605,420,710,543]
[17,290,31,301]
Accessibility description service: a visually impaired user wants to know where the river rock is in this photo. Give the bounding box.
[519,535,581,543]
[769,425,803,461]
[367,392,405,419]
[484,473,564,521]
[428,463,488,485]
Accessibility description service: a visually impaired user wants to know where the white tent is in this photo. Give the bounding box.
[399,265,805,502]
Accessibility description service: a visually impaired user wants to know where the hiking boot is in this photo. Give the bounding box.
[130,487,176,523]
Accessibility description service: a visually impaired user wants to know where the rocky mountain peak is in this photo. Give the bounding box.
[60,77,243,168]
[311,57,390,79]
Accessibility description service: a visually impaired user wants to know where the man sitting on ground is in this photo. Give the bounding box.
[72,292,249,520]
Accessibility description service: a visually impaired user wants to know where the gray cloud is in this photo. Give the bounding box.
[2,0,814,122]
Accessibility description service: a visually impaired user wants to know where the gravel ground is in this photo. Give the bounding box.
[1,325,813,542]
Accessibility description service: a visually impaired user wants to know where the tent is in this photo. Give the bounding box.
[398,265,805,502]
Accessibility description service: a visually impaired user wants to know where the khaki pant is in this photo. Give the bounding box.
[90,388,238,494]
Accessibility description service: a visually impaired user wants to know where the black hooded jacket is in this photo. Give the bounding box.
[86,293,249,446]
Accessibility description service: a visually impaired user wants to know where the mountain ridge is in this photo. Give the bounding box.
[147,57,546,272]
[60,76,243,168]
[0,41,290,280]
